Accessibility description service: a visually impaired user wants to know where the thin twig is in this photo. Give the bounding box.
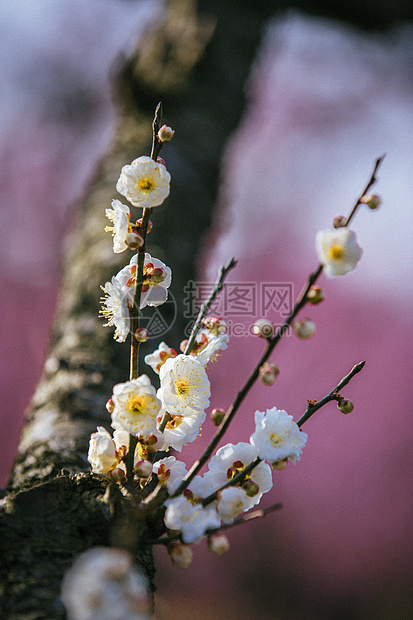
[172,157,383,498]
[129,103,164,380]
[297,361,365,428]
[184,257,237,355]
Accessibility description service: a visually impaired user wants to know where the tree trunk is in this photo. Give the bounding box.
[0,1,275,617]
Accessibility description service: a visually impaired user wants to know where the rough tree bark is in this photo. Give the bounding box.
[2,0,412,617]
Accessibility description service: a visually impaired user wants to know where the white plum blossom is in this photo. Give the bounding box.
[157,408,206,452]
[61,547,151,620]
[111,375,161,437]
[87,427,119,474]
[164,496,220,544]
[116,155,171,209]
[189,329,229,366]
[250,407,308,465]
[158,355,210,415]
[144,341,177,374]
[153,456,188,495]
[164,475,220,544]
[100,276,130,342]
[105,199,131,253]
[316,228,362,277]
[117,253,172,309]
[216,486,250,524]
[207,442,273,510]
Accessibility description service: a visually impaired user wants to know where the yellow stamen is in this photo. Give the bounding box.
[328,245,343,260]
[127,395,153,416]
[139,178,154,191]
[175,379,190,395]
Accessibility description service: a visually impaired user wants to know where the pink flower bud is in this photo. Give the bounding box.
[252,318,274,339]
[211,408,226,426]
[134,328,148,342]
[293,318,316,340]
[110,468,126,483]
[360,193,381,210]
[259,362,279,386]
[106,398,115,414]
[125,231,144,250]
[333,215,347,229]
[208,533,230,555]
[306,285,325,305]
[134,460,153,478]
[158,124,175,142]
[168,543,193,568]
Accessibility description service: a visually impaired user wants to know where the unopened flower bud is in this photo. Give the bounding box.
[360,193,381,210]
[158,124,175,142]
[208,533,230,555]
[156,156,166,166]
[259,362,279,386]
[168,543,193,568]
[293,318,316,340]
[271,458,288,471]
[179,339,188,353]
[242,479,259,497]
[134,459,153,478]
[337,397,354,414]
[134,328,148,343]
[125,231,144,250]
[110,467,126,483]
[306,285,325,305]
[106,398,115,414]
[211,408,226,426]
[252,318,274,339]
[333,215,347,229]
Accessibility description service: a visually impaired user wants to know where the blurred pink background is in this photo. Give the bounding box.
[1,3,412,618]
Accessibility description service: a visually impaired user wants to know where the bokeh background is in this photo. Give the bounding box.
[1,1,412,618]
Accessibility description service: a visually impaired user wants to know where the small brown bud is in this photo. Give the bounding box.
[134,328,148,343]
[134,460,153,478]
[211,408,226,426]
[168,543,193,568]
[208,533,230,555]
[306,285,325,305]
[293,318,316,340]
[158,125,175,142]
[259,362,279,386]
[337,397,354,414]
[333,215,347,229]
[360,193,381,210]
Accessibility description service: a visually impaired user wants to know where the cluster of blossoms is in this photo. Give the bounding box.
[85,111,380,586]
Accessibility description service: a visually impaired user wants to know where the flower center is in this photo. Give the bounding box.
[328,245,343,260]
[139,178,154,192]
[175,379,190,395]
[127,394,154,416]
